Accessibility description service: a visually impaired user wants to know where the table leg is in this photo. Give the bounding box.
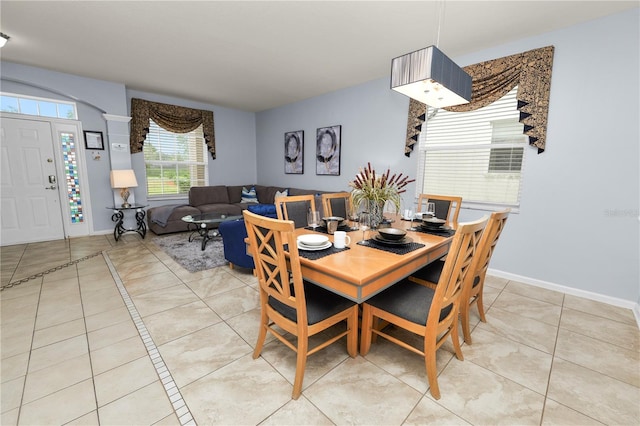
[111,210,125,241]
[135,209,147,239]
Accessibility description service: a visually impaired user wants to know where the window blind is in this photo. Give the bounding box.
[144,119,208,198]
[417,86,528,207]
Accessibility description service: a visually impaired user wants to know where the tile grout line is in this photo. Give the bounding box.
[102,251,196,426]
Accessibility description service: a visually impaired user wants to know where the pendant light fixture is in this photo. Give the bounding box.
[390,1,471,108]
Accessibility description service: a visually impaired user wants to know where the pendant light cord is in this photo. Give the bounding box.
[435,0,445,48]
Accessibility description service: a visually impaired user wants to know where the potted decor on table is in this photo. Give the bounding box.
[348,163,415,229]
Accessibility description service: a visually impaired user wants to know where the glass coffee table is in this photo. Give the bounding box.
[181,213,243,251]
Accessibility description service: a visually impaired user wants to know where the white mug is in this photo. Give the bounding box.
[333,231,351,249]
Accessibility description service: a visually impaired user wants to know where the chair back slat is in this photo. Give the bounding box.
[244,211,306,316]
[274,194,317,228]
[321,192,351,218]
[429,216,488,327]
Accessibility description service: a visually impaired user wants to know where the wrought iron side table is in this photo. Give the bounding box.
[108,205,148,241]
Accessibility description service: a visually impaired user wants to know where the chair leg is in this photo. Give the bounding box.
[292,340,308,399]
[229,263,235,270]
[359,304,374,356]
[450,317,464,361]
[476,289,487,323]
[460,302,473,345]
[253,310,268,359]
[424,343,441,400]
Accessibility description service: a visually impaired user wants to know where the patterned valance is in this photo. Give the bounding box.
[130,98,216,159]
[405,46,554,156]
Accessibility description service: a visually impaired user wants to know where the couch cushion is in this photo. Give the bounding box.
[255,186,285,204]
[241,186,258,203]
[196,203,243,216]
[189,185,229,206]
[227,185,252,204]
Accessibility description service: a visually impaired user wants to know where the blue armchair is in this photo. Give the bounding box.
[218,204,278,271]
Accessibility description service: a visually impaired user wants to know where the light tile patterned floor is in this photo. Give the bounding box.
[1,234,639,425]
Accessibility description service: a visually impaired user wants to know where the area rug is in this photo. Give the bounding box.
[149,232,227,273]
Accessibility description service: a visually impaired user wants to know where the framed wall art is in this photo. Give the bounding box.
[284,130,304,174]
[316,125,341,176]
[84,130,104,150]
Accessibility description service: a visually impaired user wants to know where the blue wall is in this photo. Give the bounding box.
[255,9,639,303]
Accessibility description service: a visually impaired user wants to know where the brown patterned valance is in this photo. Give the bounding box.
[404,46,554,156]
[130,98,216,159]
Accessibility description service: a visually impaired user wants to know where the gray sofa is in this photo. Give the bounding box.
[147,184,327,235]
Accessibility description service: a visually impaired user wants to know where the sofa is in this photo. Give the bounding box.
[147,184,328,235]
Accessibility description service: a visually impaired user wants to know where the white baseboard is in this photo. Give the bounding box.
[488,268,640,328]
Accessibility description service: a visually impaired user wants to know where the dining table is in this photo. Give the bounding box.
[289,214,454,303]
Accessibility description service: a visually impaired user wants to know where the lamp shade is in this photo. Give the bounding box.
[0,33,9,48]
[110,169,138,189]
[391,45,472,108]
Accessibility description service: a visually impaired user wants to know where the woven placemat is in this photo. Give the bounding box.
[304,225,357,234]
[285,244,350,260]
[357,239,425,255]
[409,226,456,237]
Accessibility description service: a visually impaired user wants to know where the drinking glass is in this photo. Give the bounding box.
[359,211,371,244]
[307,210,321,230]
[426,202,436,218]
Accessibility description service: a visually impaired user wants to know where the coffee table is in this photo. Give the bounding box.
[181,213,243,250]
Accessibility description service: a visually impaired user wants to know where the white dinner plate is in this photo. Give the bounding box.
[297,241,332,251]
[297,234,330,246]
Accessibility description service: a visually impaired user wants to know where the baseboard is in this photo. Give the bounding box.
[488,268,640,328]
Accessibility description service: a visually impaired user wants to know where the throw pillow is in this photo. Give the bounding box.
[241,186,258,203]
[275,188,289,199]
[247,203,278,218]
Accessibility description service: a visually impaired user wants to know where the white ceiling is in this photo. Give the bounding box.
[1,1,637,112]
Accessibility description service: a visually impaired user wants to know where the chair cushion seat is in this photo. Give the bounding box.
[366,279,451,325]
[269,282,356,325]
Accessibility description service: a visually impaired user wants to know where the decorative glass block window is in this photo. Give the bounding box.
[60,132,84,223]
[0,93,77,119]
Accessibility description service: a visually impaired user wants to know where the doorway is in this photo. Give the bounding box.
[1,115,91,245]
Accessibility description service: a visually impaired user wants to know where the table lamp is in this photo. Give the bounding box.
[110,169,138,208]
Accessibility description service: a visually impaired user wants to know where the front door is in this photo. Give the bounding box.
[1,117,65,245]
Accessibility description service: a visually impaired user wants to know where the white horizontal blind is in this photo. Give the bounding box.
[418,86,528,207]
[143,119,208,198]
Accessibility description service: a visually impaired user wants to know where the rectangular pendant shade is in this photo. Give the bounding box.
[391,45,472,108]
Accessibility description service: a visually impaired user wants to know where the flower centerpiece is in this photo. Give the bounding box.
[348,163,415,228]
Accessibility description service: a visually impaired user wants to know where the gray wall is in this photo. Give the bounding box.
[255,9,639,303]
[125,90,257,209]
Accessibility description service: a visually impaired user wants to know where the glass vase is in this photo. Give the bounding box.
[368,199,385,229]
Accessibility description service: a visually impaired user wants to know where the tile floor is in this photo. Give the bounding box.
[1,234,639,425]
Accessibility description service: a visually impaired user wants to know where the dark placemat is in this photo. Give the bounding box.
[297,245,351,260]
[357,239,425,255]
[409,226,456,237]
[304,225,357,234]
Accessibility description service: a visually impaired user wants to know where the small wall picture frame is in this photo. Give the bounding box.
[316,125,341,176]
[84,131,104,150]
[284,130,304,174]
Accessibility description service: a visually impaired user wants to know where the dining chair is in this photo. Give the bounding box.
[408,209,510,344]
[244,210,358,399]
[321,192,351,218]
[359,215,488,400]
[274,194,317,228]
[417,193,463,226]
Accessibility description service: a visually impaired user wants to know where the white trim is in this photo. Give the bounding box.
[488,267,640,328]
[103,114,131,123]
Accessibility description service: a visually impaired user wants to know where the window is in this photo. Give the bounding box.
[0,93,77,119]
[143,119,208,198]
[418,86,528,207]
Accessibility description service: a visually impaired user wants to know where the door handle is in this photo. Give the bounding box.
[45,185,57,190]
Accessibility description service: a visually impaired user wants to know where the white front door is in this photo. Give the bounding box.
[1,117,65,245]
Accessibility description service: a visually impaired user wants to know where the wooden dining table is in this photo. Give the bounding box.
[291,214,453,303]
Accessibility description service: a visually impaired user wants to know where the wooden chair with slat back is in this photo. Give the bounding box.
[408,209,510,344]
[359,215,488,400]
[417,194,462,227]
[321,192,351,218]
[274,194,317,228]
[244,210,358,399]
